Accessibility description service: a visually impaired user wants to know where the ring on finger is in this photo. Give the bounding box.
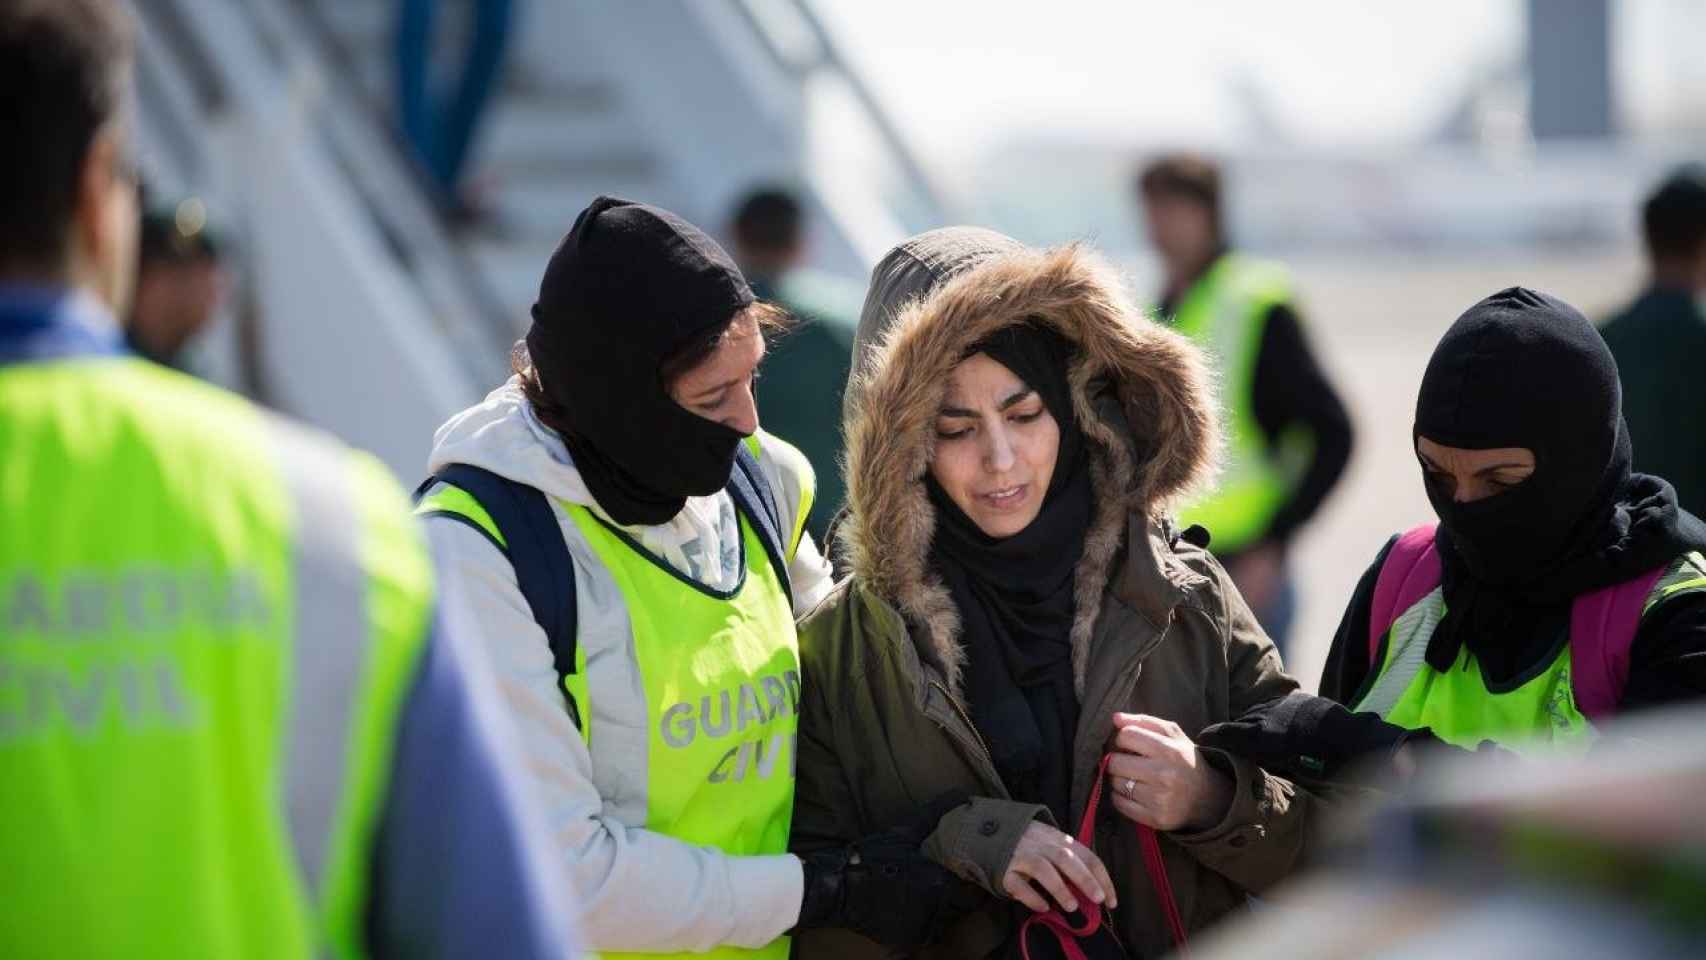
[1121,778,1136,796]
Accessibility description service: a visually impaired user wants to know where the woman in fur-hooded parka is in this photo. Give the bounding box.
[792,229,1319,958]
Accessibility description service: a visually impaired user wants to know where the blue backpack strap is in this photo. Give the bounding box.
[728,444,794,611]
[415,464,581,727]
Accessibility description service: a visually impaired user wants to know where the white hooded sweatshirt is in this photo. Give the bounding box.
[422,378,833,952]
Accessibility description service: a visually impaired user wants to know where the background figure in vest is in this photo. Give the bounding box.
[1135,153,1354,654]
[1320,287,1706,749]
[1602,166,1706,518]
[727,185,863,544]
[418,195,962,956]
[0,3,575,957]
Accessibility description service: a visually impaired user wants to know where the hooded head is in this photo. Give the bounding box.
[524,195,757,526]
[1414,287,1629,587]
[842,229,1219,692]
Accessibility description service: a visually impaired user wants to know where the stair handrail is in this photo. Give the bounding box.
[731,0,958,228]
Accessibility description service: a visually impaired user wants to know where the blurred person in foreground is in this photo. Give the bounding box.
[728,186,862,543]
[0,2,574,956]
[1136,153,1353,654]
[125,190,225,370]
[1321,288,1706,750]
[793,228,1324,959]
[416,195,959,957]
[1601,166,1706,517]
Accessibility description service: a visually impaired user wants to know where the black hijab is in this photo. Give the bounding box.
[1414,287,1706,679]
[525,196,755,526]
[925,322,1093,825]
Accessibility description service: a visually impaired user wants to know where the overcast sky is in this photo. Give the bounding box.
[813,1,1702,163]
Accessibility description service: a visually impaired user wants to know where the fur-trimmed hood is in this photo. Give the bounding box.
[841,232,1221,694]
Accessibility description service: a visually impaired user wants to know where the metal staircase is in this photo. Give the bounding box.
[293,0,947,324]
[127,0,943,477]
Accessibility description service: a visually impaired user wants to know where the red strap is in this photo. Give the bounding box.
[1139,820,1189,951]
[1019,754,1189,958]
[1367,525,1442,666]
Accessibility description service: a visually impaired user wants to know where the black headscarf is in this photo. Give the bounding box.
[1414,287,1706,678]
[925,322,1093,825]
[525,196,755,526]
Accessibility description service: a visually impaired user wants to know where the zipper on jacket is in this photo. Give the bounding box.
[929,679,1009,799]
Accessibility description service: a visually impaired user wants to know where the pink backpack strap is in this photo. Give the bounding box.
[1367,525,1444,668]
[1569,565,1667,721]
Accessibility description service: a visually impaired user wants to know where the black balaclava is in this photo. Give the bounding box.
[1413,286,1706,677]
[925,322,1093,827]
[525,196,756,526]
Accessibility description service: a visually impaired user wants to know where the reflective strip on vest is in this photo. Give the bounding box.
[1168,255,1307,552]
[558,514,648,820]
[1644,551,1706,615]
[272,420,369,912]
[1354,586,1445,719]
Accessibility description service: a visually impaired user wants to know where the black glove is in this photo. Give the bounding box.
[793,829,959,948]
[792,792,973,947]
[1197,691,1449,782]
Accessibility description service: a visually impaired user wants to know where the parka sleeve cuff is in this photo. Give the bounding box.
[1164,747,1301,893]
[923,797,1051,897]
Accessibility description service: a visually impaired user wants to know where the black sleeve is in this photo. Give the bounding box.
[1319,536,1397,705]
[1250,302,1355,545]
[1620,591,1706,711]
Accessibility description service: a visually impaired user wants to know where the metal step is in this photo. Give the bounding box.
[465,237,549,328]
[303,0,393,53]
[489,176,679,241]
[473,97,657,180]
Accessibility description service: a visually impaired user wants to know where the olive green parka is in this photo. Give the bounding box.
[792,235,1319,958]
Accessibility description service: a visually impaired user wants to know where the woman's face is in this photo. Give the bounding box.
[929,352,1060,538]
[1416,436,1536,503]
[668,312,765,435]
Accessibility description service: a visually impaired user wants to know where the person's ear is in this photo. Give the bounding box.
[74,130,119,261]
[73,126,139,311]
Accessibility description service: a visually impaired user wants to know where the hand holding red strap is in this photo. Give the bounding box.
[1019,754,1188,959]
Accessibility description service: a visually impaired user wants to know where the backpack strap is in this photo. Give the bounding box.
[1569,565,1668,722]
[1367,524,1444,667]
[728,443,794,611]
[414,465,581,726]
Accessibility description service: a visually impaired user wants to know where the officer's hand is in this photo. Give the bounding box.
[794,830,962,948]
[1001,821,1117,914]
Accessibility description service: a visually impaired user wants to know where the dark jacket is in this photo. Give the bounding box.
[753,269,862,543]
[792,242,1321,959]
[1602,287,1706,518]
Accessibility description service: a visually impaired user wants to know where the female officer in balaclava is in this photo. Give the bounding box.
[1321,286,1706,748]
[417,197,960,956]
